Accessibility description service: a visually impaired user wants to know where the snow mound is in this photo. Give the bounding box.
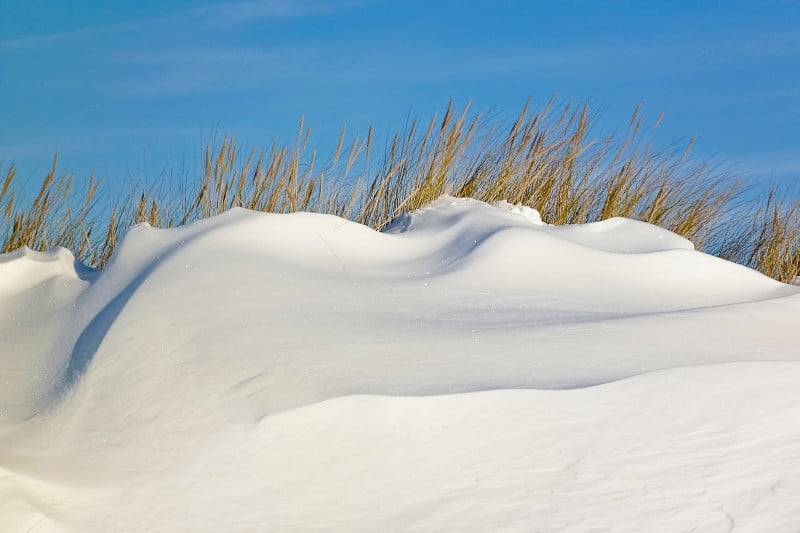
[0,247,96,422]
[1,197,800,531]
[0,246,93,297]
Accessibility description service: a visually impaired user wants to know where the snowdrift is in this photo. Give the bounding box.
[2,196,800,531]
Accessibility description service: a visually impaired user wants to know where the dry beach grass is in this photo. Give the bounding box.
[2,98,799,281]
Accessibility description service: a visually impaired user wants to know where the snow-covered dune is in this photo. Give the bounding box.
[2,197,800,531]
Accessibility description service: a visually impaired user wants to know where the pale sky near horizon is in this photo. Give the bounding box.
[1,0,799,193]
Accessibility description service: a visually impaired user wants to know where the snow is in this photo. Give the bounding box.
[2,196,800,531]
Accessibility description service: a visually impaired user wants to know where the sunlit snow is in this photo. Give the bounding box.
[2,197,800,531]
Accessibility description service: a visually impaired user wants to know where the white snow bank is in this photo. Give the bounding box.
[0,247,96,421]
[0,246,93,297]
[1,196,799,531]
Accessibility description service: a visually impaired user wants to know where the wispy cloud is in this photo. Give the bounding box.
[187,0,371,25]
[110,45,297,95]
[103,35,755,97]
[130,28,792,89]
[0,0,373,51]
[0,20,141,51]
[729,149,800,180]
[0,126,202,160]
[109,41,550,96]
[116,48,281,66]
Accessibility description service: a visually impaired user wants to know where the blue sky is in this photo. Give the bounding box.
[1,0,799,192]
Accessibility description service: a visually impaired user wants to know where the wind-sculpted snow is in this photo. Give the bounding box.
[1,197,800,531]
[0,247,96,420]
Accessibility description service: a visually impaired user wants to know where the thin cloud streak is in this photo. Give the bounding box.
[188,0,372,25]
[0,0,374,51]
[0,20,142,51]
[731,150,800,179]
[0,125,205,175]
[107,30,800,98]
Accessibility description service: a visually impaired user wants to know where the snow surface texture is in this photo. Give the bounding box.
[2,196,800,531]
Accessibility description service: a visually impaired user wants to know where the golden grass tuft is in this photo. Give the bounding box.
[1,153,106,263]
[2,97,798,280]
[717,188,800,282]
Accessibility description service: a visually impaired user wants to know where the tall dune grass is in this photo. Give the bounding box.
[1,154,104,263]
[2,98,799,282]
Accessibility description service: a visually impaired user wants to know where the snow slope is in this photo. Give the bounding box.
[1,196,800,531]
